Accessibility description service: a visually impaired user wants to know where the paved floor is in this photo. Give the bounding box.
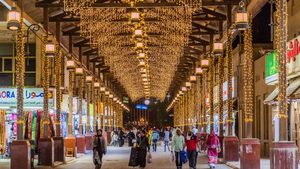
[0,144,231,169]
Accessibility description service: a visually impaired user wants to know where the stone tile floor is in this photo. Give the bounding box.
[0,145,231,169]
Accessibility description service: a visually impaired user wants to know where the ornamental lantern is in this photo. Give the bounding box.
[100,87,106,93]
[185,82,192,88]
[94,82,100,88]
[130,12,140,23]
[66,60,75,70]
[201,59,209,70]
[86,76,93,83]
[190,75,196,82]
[235,0,249,31]
[75,67,83,76]
[195,67,203,75]
[7,7,21,31]
[181,86,187,92]
[45,40,55,57]
[213,42,223,55]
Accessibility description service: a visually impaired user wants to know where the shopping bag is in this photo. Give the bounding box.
[128,147,140,167]
[93,150,101,166]
[147,153,152,163]
[169,152,175,163]
[180,151,188,164]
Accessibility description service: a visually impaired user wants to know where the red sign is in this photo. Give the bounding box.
[287,38,300,63]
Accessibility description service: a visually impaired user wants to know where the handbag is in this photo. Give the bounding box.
[147,153,152,163]
[179,151,188,164]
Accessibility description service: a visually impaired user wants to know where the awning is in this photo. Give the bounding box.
[264,78,300,103]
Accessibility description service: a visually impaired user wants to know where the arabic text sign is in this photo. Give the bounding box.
[0,88,52,108]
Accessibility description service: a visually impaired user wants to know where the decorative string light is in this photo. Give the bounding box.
[209,54,214,131]
[226,27,234,135]
[16,16,25,139]
[64,0,96,14]
[275,0,288,120]
[55,45,62,136]
[243,15,254,123]
[41,35,50,138]
[68,55,75,136]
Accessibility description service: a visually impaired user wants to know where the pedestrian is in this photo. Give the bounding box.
[113,132,118,147]
[151,128,160,152]
[118,128,125,147]
[127,129,136,147]
[185,131,199,169]
[171,128,185,169]
[93,129,107,169]
[164,128,171,152]
[138,130,150,169]
[206,130,220,169]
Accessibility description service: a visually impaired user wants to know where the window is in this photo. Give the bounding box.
[25,58,36,72]
[3,58,13,72]
[25,73,36,86]
[0,73,13,86]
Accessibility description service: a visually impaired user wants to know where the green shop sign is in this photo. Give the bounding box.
[265,51,278,84]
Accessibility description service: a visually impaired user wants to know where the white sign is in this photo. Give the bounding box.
[223,78,235,101]
[0,88,53,108]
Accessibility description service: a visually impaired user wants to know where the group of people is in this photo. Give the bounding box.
[92,126,221,169]
[171,128,220,169]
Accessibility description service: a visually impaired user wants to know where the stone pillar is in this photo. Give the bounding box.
[270,141,298,169]
[11,140,31,169]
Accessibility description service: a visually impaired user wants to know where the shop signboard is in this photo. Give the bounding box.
[0,88,54,108]
[266,35,300,84]
[265,51,278,84]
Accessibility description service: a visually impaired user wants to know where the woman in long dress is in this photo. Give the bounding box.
[206,131,220,169]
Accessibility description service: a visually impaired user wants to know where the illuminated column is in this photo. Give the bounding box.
[243,16,254,138]
[209,55,214,132]
[202,71,207,131]
[55,46,62,136]
[67,59,75,136]
[41,35,50,138]
[226,28,234,136]
[76,69,83,135]
[86,78,91,133]
[218,56,224,137]
[16,15,25,140]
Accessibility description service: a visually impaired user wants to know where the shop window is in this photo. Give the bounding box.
[24,73,36,86]
[25,58,36,72]
[3,58,13,72]
[0,73,13,86]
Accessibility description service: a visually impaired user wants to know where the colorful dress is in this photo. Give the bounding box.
[206,132,220,168]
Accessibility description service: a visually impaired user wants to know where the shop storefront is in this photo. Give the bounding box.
[210,77,237,136]
[265,35,300,148]
[0,88,54,156]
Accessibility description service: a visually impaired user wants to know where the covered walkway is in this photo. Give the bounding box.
[0,145,231,169]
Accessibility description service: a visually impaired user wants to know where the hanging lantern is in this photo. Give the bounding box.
[100,87,106,93]
[113,97,118,101]
[86,76,93,83]
[105,91,110,96]
[134,29,143,37]
[7,7,21,31]
[235,0,249,31]
[94,82,100,88]
[136,42,144,49]
[185,82,192,88]
[109,94,114,99]
[141,73,147,78]
[181,86,187,92]
[139,61,146,67]
[195,67,203,75]
[190,75,197,82]
[201,59,209,70]
[45,40,55,57]
[179,91,184,96]
[213,42,224,55]
[75,67,83,76]
[66,60,75,70]
[130,12,140,23]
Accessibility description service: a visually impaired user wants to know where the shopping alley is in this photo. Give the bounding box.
[0,0,300,169]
